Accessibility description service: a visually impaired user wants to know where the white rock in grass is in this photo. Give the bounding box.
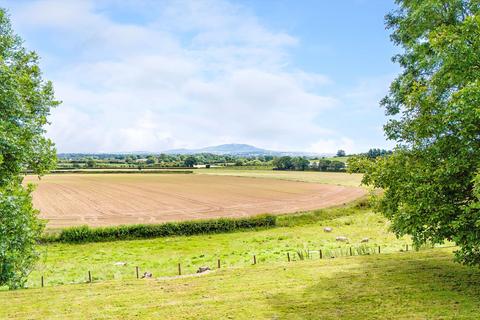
[141,272,153,279]
[114,262,127,266]
[336,236,348,242]
[323,227,333,232]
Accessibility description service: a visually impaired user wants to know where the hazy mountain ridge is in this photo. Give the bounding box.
[57,144,333,157]
[163,144,330,156]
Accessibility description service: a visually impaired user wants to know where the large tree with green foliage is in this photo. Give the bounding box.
[360,0,480,265]
[0,8,58,289]
[184,155,198,168]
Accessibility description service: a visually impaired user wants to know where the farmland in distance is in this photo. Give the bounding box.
[25,173,365,228]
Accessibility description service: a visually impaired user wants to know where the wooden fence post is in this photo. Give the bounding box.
[217,259,221,269]
[378,246,381,254]
[349,247,353,256]
[136,266,139,279]
[41,276,44,288]
[319,249,323,259]
[406,244,409,251]
[178,263,182,275]
[287,252,290,262]
[88,271,92,283]
[253,255,257,265]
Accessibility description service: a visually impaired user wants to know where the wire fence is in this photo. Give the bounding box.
[22,243,456,290]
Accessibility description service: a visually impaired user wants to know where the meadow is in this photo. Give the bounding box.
[2,248,478,319]
[23,203,410,288]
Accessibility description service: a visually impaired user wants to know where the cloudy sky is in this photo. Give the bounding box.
[1,0,398,153]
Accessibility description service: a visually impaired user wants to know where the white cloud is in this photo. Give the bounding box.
[5,0,359,153]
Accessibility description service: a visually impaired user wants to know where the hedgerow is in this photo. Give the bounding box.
[41,214,276,244]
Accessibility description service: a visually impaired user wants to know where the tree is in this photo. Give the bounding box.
[145,156,155,165]
[329,160,346,172]
[234,159,244,166]
[273,156,294,170]
[293,157,310,171]
[347,156,373,174]
[0,9,59,289]
[362,1,480,265]
[86,159,96,168]
[248,159,263,167]
[365,148,391,159]
[336,150,346,157]
[184,156,198,168]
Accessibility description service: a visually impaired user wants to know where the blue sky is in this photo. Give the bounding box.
[1,0,399,153]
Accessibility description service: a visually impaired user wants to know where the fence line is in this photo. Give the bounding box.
[28,243,457,290]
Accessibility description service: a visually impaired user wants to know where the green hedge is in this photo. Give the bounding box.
[42,215,276,244]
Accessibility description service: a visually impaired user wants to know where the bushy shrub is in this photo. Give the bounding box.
[44,215,276,244]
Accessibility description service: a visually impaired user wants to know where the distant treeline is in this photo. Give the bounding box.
[272,156,346,172]
[360,148,392,159]
[55,149,391,172]
[56,153,276,169]
[41,215,276,244]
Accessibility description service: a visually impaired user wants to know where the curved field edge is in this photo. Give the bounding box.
[40,198,369,243]
[1,248,479,319]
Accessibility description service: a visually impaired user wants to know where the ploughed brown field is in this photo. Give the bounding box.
[24,174,366,228]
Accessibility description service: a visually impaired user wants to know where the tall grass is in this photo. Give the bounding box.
[277,197,371,227]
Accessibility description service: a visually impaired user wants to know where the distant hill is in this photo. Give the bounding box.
[163,143,330,157]
[57,144,333,157]
[164,144,268,155]
[201,144,267,154]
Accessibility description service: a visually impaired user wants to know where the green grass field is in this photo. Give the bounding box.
[318,156,350,163]
[22,204,407,288]
[2,247,478,319]
[196,169,363,187]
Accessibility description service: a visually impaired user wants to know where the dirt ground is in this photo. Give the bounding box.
[24,174,366,228]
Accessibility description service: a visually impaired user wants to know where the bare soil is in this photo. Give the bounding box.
[24,174,366,228]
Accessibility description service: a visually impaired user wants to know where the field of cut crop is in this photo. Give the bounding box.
[25,173,365,228]
[196,169,364,186]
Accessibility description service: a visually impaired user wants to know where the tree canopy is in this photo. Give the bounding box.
[0,8,58,289]
[361,0,480,265]
[184,156,198,168]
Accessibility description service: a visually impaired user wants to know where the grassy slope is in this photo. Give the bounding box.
[317,156,350,163]
[25,207,408,288]
[195,169,363,187]
[2,248,479,319]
